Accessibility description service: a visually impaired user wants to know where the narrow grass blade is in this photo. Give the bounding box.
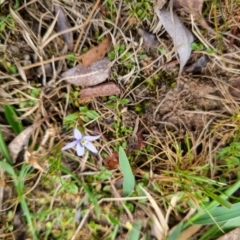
[192,202,240,225]
[183,179,240,229]
[0,127,12,165]
[4,105,23,134]
[18,164,37,239]
[205,191,232,209]
[119,147,135,196]
[128,220,142,240]
[199,216,240,240]
[167,222,183,240]
[0,161,16,177]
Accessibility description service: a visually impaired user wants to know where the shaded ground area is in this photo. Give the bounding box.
[1,0,240,239]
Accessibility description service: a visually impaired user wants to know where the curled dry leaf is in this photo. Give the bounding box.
[138,28,159,51]
[54,5,73,51]
[78,34,112,66]
[62,58,111,87]
[8,125,35,162]
[8,117,51,163]
[155,9,194,74]
[79,82,121,103]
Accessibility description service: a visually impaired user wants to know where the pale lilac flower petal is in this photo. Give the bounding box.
[76,143,85,156]
[74,128,82,140]
[83,135,101,142]
[84,141,98,154]
[62,140,79,150]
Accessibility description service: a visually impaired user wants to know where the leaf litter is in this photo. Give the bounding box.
[155,9,194,74]
[54,5,73,51]
[173,0,212,32]
[78,34,112,66]
[79,82,121,103]
[7,117,53,163]
[138,28,159,51]
[8,124,36,163]
[61,57,111,87]
[2,1,240,239]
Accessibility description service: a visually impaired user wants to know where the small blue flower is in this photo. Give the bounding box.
[62,128,100,156]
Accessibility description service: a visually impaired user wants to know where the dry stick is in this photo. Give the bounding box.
[73,0,101,53]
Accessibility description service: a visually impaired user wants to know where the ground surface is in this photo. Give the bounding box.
[1,0,240,240]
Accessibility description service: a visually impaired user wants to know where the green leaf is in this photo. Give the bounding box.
[167,222,183,240]
[191,42,204,51]
[119,147,135,196]
[119,98,129,105]
[128,220,142,240]
[30,88,41,98]
[4,105,23,134]
[193,202,240,225]
[63,112,79,123]
[79,106,88,113]
[66,54,76,61]
[0,127,12,165]
[86,110,100,120]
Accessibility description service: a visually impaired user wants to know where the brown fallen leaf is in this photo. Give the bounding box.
[103,152,119,170]
[54,5,73,51]
[79,82,121,103]
[62,58,111,87]
[138,28,159,51]
[155,9,194,74]
[78,34,112,66]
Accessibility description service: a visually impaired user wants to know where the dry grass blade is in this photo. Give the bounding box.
[9,8,37,41]
[140,187,169,236]
[61,58,111,87]
[73,0,101,53]
[41,11,59,47]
